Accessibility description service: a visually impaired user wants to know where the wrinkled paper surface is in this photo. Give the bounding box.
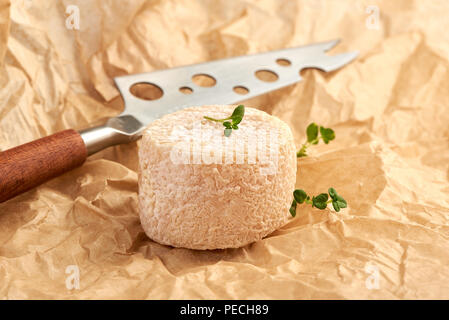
[1,0,449,299]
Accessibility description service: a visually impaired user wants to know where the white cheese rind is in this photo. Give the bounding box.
[138,105,297,250]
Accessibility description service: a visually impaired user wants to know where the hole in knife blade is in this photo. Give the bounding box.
[129,82,163,101]
[255,70,278,82]
[179,86,193,94]
[192,74,216,87]
[276,58,291,66]
[299,67,326,78]
[233,86,249,95]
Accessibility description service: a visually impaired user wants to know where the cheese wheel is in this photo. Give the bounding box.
[138,105,296,250]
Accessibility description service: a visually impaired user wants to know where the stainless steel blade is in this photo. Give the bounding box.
[114,39,357,126]
[80,40,357,155]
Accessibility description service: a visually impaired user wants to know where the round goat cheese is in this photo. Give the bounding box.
[138,105,297,250]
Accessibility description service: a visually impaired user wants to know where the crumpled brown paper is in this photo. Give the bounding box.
[1,0,449,299]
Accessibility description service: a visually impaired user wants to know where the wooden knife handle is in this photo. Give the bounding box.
[0,129,87,203]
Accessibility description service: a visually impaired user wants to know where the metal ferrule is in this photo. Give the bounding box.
[79,115,144,156]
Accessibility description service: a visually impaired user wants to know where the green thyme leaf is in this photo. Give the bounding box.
[296,146,307,158]
[289,199,297,217]
[293,189,308,204]
[230,105,245,124]
[224,128,232,137]
[335,198,347,209]
[223,121,232,129]
[328,187,337,200]
[306,123,319,142]
[332,200,341,212]
[320,126,335,144]
[312,193,329,209]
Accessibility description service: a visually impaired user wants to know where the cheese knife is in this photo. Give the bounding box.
[0,39,357,203]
